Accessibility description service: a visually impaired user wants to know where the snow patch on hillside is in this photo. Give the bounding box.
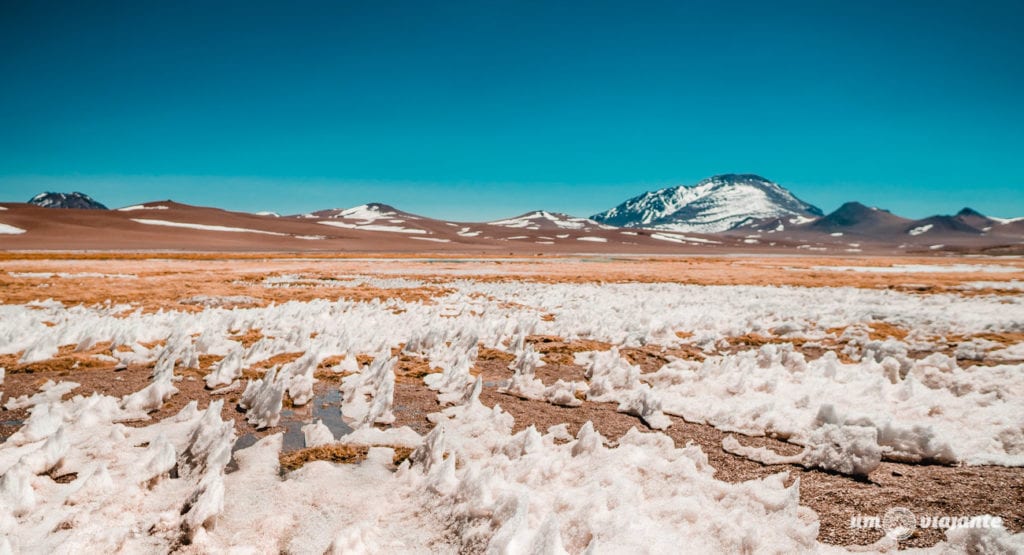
[0,222,26,234]
[131,219,288,236]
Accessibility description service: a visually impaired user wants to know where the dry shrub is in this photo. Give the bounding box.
[279,444,414,472]
[867,322,909,341]
[229,328,265,348]
[965,331,1024,345]
[478,347,515,364]
[526,335,613,365]
[395,354,439,383]
[728,333,774,347]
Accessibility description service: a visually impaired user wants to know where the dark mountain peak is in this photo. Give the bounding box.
[906,215,983,236]
[821,202,876,224]
[956,207,985,218]
[951,207,994,230]
[838,201,873,212]
[28,192,108,210]
[364,202,400,213]
[812,201,908,232]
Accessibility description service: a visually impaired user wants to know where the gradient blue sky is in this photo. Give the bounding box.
[1,0,1022,220]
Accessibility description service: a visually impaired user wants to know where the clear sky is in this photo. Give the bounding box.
[1,0,1022,220]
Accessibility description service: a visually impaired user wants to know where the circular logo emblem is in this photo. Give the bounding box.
[882,507,917,540]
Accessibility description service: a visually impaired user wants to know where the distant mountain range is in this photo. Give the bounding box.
[4,177,1021,253]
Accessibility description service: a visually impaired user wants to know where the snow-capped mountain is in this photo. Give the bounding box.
[298,202,410,221]
[295,203,443,235]
[28,192,108,210]
[592,174,822,233]
[487,210,613,231]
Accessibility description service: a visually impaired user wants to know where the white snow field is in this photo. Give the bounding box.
[1,277,1023,552]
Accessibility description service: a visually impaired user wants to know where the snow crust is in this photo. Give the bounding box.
[809,264,1021,274]
[2,277,1024,550]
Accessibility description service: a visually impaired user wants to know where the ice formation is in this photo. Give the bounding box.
[578,349,672,429]
[239,367,286,429]
[498,344,587,408]
[2,273,1023,550]
[340,355,397,427]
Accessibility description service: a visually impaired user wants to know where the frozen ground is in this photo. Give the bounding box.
[0,256,1022,553]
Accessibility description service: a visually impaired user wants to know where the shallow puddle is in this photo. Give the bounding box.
[228,388,354,471]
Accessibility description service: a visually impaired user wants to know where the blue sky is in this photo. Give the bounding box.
[1,0,1022,220]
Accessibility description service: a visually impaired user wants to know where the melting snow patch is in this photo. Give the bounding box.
[956,280,1024,291]
[181,295,259,308]
[809,264,1021,274]
[651,233,720,245]
[317,220,427,234]
[118,205,169,211]
[908,224,933,236]
[0,222,26,234]
[576,236,607,243]
[131,219,287,236]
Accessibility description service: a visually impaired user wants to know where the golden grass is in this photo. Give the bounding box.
[526,335,614,365]
[279,444,414,472]
[867,322,910,341]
